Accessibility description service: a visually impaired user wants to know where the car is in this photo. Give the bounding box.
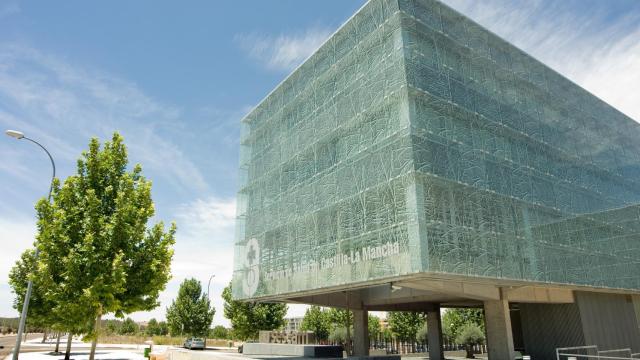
[183,337,205,350]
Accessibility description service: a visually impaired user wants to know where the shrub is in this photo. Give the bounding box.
[455,324,485,359]
[328,326,349,345]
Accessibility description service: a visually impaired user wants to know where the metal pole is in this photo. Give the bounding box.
[205,275,215,348]
[12,136,56,360]
[207,274,216,298]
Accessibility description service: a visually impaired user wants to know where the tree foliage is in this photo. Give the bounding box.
[221,283,287,340]
[210,325,229,339]
[166,278,215,337]
[328,326,349,345]
[456,323,485,359]
[32,133,176,360]
[416,322,429,342]
[455,323,485,345]
[9,249,57,332]
[119,318,138,335]
[368,314,381,339]
[300,306,331,341]
[145,318,168,336]
[387,311,426,341]
[327,308,352,328]
[442,308,484,342]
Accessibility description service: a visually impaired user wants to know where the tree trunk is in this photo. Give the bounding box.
[64,333,73,360]
[89,311,102,360]
[42,329,48,343]
[54,332,61,353]
[465,344,475,359]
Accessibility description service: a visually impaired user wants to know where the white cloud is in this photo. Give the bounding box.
[442,0,640,121]
[126,197,237,326]
[0,44,208,193]
[236,27,332,71]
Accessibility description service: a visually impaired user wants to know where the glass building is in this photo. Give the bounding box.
[233,0,640,358]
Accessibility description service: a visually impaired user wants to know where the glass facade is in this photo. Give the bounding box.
[233,0,640,300]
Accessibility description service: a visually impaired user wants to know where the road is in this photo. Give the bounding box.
[0,333,47,358]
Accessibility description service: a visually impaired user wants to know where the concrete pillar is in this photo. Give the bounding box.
[353,309,369,356]
[427,305,444,360]
[484,299,515,360]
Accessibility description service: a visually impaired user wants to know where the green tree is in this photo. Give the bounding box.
[34,133,176,360]
[442,308,484,341]
[210,325,229,339]
[8,249,56,336]
[455,324,485,359]
[145,318,160,336]
[327,308,352,328]
[166,279,215,337]
[301,306,331,341]
[119,318,138,335]
[328,326,349,345]
[368,314,381,340]
[387,312,425,341]
[105,320,121,335]
[382,327,393,341]
[157,321,169,336]
[10,242,94,360]
[221,283,287,340]
[416,322,428,342]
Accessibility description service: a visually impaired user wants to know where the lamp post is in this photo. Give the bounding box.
[6,130,56,360]
[205,275,215,348]
[207,274,216,298]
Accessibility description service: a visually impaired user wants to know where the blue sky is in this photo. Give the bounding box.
[1,0,639,327]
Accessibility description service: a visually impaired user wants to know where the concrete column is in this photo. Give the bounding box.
[484,299,515,360]
[427,305,444,360]
[353,309,369,356]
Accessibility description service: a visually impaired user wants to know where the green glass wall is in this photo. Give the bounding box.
[233,0,640,300]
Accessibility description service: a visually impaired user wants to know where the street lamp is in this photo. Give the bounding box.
[5,130,56,360]
[207,274,216,298]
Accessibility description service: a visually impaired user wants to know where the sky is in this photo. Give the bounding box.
[0,0,639,327]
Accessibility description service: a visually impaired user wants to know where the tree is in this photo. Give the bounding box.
[455,324,485,359]
[157,321,169,336]
[327,308,352,328]
[328,326,349,345]
[105,320,121,335]
[8,249,56,337]
[210,325,229,339]
[222,283,287,340]
[145,318,160,336]
[301,306,331,341]
[368,314,381,340]
[442,308,484,342]
[9,244,93,360]
[416,322,428,342]
[119,318,138,335]
[145,318,168,336]
[166,279,215,337]
[387,312,426,341]
[34,133,176,360]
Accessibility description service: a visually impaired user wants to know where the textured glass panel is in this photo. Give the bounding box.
[233,0,640,300]
[403,0,640,291]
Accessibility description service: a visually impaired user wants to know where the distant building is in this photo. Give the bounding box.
[283,317,304,333]
[233,0,640,358]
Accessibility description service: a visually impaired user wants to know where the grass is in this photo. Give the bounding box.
[98,335,233,347]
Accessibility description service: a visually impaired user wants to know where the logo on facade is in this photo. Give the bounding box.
[243,238,260,297]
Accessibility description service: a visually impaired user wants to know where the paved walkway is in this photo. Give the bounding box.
[4,350,145,360]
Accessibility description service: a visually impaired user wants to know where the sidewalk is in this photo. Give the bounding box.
[5,350,146,360]
[20,337,149,350]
